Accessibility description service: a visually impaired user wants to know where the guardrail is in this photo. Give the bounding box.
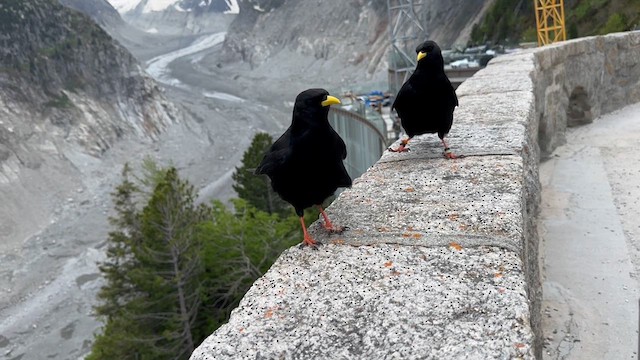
[328,107,387,180]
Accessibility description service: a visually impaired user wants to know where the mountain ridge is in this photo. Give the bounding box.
[108,0,239,14]
[221,0,493,74]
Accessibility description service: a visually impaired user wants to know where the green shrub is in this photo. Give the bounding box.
[599,12,628,34]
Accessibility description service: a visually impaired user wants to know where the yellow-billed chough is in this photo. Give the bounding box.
[255,89,352,247]
[390,40,459,158]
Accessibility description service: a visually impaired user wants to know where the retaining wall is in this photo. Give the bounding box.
[191,31,640,359]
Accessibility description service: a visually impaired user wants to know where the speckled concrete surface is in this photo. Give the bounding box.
[191,100,538,359]
[192,244,533,360]
[310,154,525,253]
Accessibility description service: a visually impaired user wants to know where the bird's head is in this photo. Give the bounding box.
[293,88,341,125]
[295,88,341,108]
[415,40,444,69]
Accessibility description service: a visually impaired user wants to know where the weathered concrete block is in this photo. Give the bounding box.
[191,244,534,360]
[456,60,535,96]
[311,155,525,253]
[457,91,535,127]
[535,31,640,156]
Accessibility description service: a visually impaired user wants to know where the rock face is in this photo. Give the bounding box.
[0,0,177,250]
[105,0,238,36]
[118,3,236,38]
[58,0,124,26]
[177,0,238,13]
[221,0,492,73]
[115,0,238,14]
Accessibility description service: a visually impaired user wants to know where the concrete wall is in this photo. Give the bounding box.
[191,31,640,360]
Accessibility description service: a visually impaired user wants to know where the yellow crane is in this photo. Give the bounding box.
[534,0,567,45]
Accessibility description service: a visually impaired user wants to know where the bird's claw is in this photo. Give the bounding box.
[443,148,460,159]
[299,241,322,250]
[300,235,321,249]
[324,225,347,234]
[388,146,410,153]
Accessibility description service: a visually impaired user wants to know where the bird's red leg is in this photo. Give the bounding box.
[441,138,458,159]
[389,137,411,152]
[317,206,345,233]
[299,217,317,247]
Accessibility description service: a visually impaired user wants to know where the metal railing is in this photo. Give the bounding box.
[328,107,388,181]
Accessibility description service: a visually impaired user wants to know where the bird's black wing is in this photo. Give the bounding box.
[328,128,351,187]
[331,128,348,160]
[391,80,417,112]
[454,88,459,107]
[447,77,458,108]
[255,128,291,176]
[436,74,458,137]
[392,78,428,137]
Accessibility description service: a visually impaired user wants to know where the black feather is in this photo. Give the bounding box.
[255,88,352,217]
[393,40,458,140]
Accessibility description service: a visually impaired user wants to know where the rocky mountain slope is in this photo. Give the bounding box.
[220,0,493,78]
[114,1,236,39]
[0,0,177,253]
[110,0,239,14]
[98,0,238,37]
[58,0,124,27]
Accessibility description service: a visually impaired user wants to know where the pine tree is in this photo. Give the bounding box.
[232,132,291,216]
[89,166,211,360]
[88,163,146,359]
[198,199,299,327]
[91,161,314,359]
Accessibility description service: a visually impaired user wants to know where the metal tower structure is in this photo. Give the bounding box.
[534,0,567,46]
[387,0,428,94]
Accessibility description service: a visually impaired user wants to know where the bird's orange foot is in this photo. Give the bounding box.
[443,148,459,159]
[389,139,410,153]
[318,208,347,234]
[300,234,320,249]
[388,145,409,153]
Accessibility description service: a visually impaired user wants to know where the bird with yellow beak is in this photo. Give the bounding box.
[256,89,351,247]
[390,40,459,158]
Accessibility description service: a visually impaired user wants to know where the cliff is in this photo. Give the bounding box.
[0,0,177,251]
[58,0,124,27]
[221,0,493,74]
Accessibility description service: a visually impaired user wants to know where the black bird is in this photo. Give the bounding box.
[255,88,352,247]
[390,40,459,158]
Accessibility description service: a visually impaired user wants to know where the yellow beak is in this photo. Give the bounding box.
[321,95,341,107]
[417,51,427,62]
